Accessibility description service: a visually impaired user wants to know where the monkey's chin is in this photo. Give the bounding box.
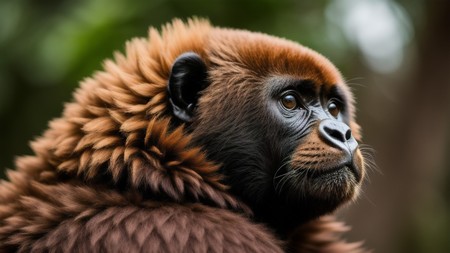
[306,165,358,201]
[281,165,360,215]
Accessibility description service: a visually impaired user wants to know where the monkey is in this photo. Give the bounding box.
[0,18,369,252]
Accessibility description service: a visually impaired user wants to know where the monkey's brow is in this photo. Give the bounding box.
[323,85,347,102]
[268,77,318,97]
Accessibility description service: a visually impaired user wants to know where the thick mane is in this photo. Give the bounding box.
[0,19,250,250]
[43,18,218,189]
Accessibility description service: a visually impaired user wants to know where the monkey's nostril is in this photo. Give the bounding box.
[345,129,352,141]
[324,126,346,143]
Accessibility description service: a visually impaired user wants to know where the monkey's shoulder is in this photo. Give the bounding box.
[30,203,284,253]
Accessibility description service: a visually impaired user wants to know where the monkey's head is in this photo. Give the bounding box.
[167,26,366,232]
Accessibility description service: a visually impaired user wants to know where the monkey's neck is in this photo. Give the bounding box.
[252,204,316,239]
[249,190,341,239]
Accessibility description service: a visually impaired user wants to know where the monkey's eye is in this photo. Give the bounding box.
[280,93,298,110]
[327,100,341,118]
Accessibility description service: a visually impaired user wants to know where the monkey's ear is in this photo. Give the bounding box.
[168,52,208,122]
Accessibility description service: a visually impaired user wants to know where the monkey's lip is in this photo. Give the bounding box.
[307,164,361,181]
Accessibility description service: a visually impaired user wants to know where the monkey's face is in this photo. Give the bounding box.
[167,39,366,231]
[265,78,365,217]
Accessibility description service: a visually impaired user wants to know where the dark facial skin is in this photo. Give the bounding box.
[259,78,361,234]
[168,53,364,237]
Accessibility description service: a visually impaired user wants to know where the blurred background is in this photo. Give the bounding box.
[0,0,449,252]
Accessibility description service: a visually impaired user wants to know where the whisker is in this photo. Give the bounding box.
[345,77,366,88]
[356,186,377,208]
[275,170,296,193]
[273,159,292,179]
[359,144,380,175]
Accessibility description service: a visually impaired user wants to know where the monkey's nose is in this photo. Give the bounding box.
[318,119,358,154]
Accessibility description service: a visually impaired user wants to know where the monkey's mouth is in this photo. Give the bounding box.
[307,163,361,182]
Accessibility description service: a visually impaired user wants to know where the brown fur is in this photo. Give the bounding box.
[0,18,366,252]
